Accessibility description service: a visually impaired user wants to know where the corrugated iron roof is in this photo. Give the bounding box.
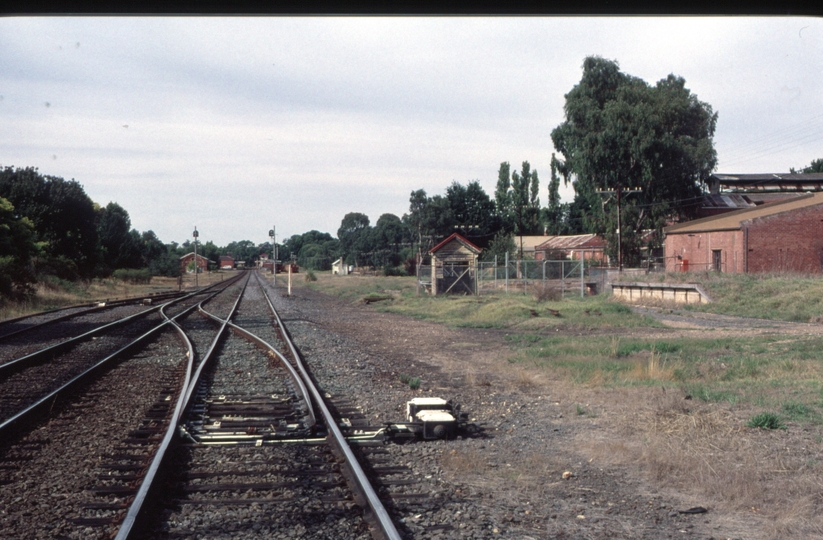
[701,194,757,209]
[713,173,823,181]
[514,235,553,250]
[710,173,823,192]
[535,234,606,250]
[666,192,823,234]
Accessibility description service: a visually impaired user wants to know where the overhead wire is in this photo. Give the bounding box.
[719,113,823,169]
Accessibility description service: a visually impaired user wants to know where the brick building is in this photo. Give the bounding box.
[664,192,823,273]
[219,255,235,270]
[179,252,209,274]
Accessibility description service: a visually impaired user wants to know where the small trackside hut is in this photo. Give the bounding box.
[429,232,481,296]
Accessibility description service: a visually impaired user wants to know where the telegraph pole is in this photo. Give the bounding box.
[596,186,641,272]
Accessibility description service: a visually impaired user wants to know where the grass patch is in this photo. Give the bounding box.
[398,373,421,390]
[298,271,823,426]
[302,272,659,329]
[746,412,786,430]
[645,272,823,323]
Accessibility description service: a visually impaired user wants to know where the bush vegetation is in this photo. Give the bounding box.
[112,268,152,284]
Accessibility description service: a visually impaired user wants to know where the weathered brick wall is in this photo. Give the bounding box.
[664,230,745,273]
[746,205,823,273]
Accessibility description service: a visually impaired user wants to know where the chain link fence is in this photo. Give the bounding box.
[477,259,595,297]
[416,259,611,297]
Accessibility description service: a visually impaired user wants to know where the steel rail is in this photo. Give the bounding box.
[254,271,402,540]
[0,305,164,377]
[0,305,105,341]
[0,275,242,377]
[227,320,317,429]
[0,275,244,439]
[179,272,250,415]
[194,283,318,430]
[0,317,172,439]
[113,300,199,540]
[0,290,188,340]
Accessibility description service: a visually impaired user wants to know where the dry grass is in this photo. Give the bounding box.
[440,447,485,474]
[513,368,538,388]
[0,271,232,321]
[575,386,823,537]
[531,283,562,303]
[623,350,680,382]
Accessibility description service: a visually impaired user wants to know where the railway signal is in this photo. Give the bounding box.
[192,226,199,287]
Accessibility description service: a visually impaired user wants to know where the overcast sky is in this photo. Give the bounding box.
[1,16,821,247]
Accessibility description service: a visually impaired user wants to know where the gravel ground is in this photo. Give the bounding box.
[261,277,729,539]
[0,330,186,539]
[0,304,152,364]
[9,272,809,539]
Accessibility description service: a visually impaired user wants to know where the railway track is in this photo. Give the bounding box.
[138,271,399,539]
[0,275,243,437]
[0,290,187,343]
[0,271,407,539]
[0,276,243,537]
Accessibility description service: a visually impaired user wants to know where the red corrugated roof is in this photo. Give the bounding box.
[535,234,606,250]
[429,232,482,255]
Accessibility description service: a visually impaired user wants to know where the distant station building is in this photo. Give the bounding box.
[179,252,209,274]
[257,253,274,273]
[219,256,235,270]
[428,233,481,296]
[512,235,553,259]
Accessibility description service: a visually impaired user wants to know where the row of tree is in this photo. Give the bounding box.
[0,166,185,296]
[0,166,275,297]
[334,57,823,270]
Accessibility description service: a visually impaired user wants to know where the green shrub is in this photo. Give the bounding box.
[383,265,407,277]
[398,373,421,390]
[746,412,786,430]
[112,268,152,284]
[304,269,317,282]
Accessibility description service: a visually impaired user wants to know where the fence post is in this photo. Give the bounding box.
[560,261,565,298]
[505,252,509,294]
[580,259,585,297]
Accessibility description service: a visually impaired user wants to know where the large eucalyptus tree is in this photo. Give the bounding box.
[551,56,718,267]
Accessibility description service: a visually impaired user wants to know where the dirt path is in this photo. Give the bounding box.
[634,306,823,335]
